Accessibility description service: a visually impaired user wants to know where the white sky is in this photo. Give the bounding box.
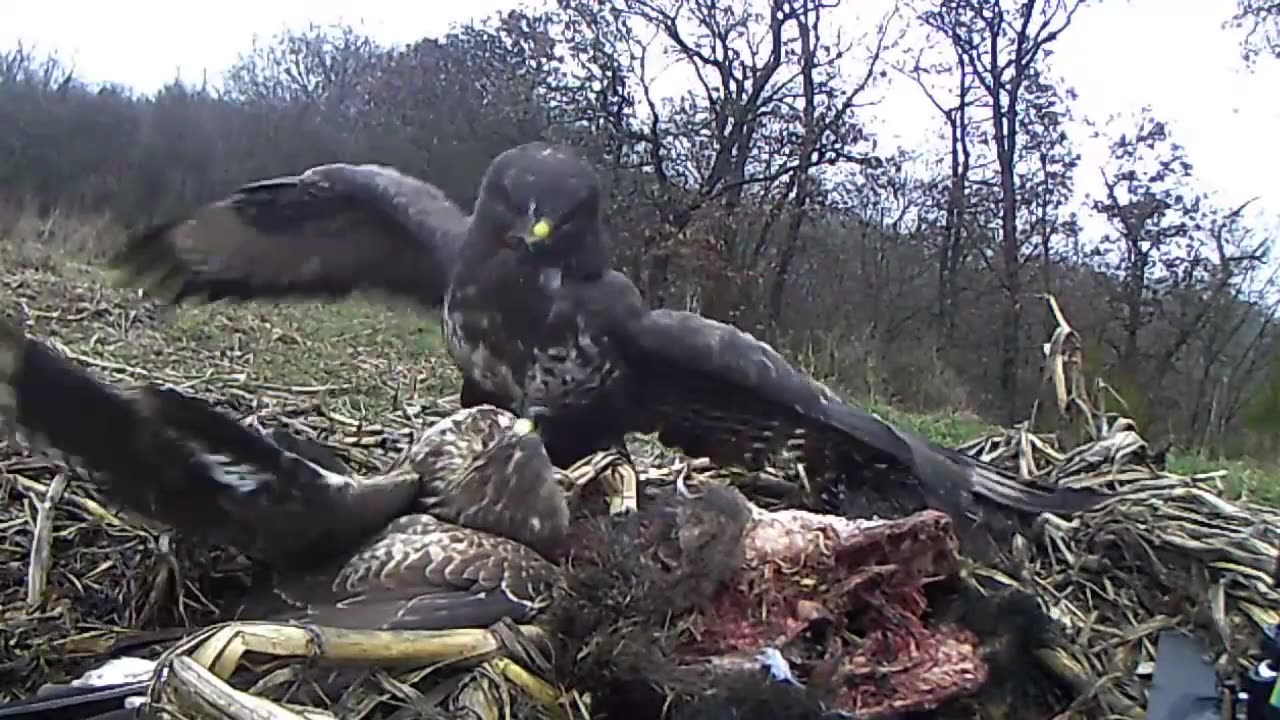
[4,0,1279,244]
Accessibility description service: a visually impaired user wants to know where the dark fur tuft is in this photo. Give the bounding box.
[546,484,839,719]
[924,575,1074,716]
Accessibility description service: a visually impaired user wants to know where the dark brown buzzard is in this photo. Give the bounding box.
[0,313,572,632]
[107,141,1107,532]
[0,315,1069,718]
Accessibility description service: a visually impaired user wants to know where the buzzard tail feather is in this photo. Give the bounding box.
[927,441,1108,515]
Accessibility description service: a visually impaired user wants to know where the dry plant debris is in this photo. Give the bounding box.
[0,240,1277,719]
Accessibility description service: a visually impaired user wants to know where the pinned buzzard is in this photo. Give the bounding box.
[109,142,1107,528]
[0,314,575,631]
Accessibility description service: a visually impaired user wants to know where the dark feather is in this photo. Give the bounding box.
[609,303,1106,521]
[0,316,567,631]
[263,428,352,475]
[0,315,417,567]
[110,164,468,308]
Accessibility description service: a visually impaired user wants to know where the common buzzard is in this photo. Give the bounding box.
[0,313,577,632]
[108,142,1106,529]
[0,316,1029,717]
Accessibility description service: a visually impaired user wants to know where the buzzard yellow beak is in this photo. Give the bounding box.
[526,218,553,245]
[513,417,536,435]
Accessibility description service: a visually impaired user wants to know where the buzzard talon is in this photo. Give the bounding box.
[673,463,700,499]
[109,141,1110,532]
[604,461,639,516]
[556,450,619,501]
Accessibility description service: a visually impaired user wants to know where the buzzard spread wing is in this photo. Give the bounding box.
[110,164,469,308]
[263,513,560,631]
[0,315,417,567]
[608,304,1108,522]
[411,406,571,562]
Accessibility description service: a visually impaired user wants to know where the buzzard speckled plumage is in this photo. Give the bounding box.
[408,407,571,561]
[109,141,1109,528]
[0,314,569,631]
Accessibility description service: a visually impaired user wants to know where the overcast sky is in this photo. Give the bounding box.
[4,0,1279,242]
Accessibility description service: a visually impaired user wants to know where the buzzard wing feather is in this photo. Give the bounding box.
[110,164,469,308]
[611,306,1108,522]
[265,514,559,631]
[0,315,417,567]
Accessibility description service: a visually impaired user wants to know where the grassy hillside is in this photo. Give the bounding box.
[2,227,1277,507]
[2,237,456,416]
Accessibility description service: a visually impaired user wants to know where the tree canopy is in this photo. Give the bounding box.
[1,1,1276,456]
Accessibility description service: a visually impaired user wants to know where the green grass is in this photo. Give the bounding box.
[870,393,1280,507]
[864,402,997,448]
[5,232,1280,508]
[1,239,459,425]
[1164,452,1280,506]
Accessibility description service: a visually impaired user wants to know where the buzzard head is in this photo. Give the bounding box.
[472,142,609,282]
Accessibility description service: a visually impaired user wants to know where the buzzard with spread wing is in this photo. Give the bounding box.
[0,314,575,631]
[108,142,1107,530]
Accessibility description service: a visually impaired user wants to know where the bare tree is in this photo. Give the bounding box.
[223,23,387,117]
[1087,110,1270,445]
[1228,0,1280,65]
[1016,72,1079,317]
[1091,110,1201,381]
[553,0,892,318]
[921,0,1086,422]
[899,5,981,345]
